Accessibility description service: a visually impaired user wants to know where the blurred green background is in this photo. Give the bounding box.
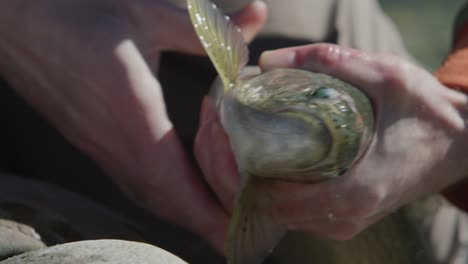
[379,0,465,71]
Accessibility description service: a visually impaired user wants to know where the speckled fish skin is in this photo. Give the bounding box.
[187,0,374,263]
[221,69,373,180]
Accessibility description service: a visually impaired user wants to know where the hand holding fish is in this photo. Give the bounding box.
[0,0,266,251]
[196,42,468,253]
[257,44,468,237]
[188,1,466,262]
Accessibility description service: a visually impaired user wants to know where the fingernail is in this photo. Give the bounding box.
[260,50,296,71]
[247,0,267,16]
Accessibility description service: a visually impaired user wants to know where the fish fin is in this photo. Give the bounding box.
[187,0,249,91]
[226,176,287,264]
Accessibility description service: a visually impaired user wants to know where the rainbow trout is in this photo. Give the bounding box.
[187,0,376,263]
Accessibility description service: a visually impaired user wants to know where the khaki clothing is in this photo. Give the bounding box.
[261,0,410,57]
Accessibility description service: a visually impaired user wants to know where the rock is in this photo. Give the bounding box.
[0,219,45,261]
[0,173,224,263]
[0,240,187,264]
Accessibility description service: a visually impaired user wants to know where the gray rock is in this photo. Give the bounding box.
[0,240,187,264]
[0,219,45,261]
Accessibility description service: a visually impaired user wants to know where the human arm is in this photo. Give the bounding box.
[0,0,266,251]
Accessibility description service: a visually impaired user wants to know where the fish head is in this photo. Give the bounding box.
[221,68,374,181]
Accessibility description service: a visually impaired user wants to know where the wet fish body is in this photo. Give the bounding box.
[187,0,374,263]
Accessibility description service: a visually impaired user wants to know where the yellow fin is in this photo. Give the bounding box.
[226,176,287,264]
[187,0,249,91]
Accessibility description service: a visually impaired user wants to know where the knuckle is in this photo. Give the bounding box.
[346,187,386,219]
[375,55,409,89]
[327,224,363,241]
[273,202,303,224]
[300,221,364,241]
[299,43,347,70]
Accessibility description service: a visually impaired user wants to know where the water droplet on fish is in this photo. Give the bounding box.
[338,104,349,112]
[188,4,192,9]
[211,3,217,9]
[198,36,210,48]
[225,15,231,21]
[195,13,202,24]
[227,46,232,51]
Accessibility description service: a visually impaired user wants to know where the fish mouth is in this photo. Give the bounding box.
[238,102,330,138]
[224,101,334,179]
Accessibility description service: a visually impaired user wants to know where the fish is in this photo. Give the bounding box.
[186,0,374,263]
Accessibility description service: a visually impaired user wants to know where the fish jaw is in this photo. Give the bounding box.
[215,68,374,180]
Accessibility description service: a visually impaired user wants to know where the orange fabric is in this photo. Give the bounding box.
[435,22,468,211]
[434,23,468,92]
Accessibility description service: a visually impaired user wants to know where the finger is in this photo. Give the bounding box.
[289,199,391,241]
[291,219,366,241]
[109,128,230,253]
[194,97,240,212]
[290,210,387,241]
[264,177,381,225]
[112,43,229,253]
[231,0,268,43]
[259,43,468,131]
[199,96,218,126]
[259,43,414,101]
[136,0,266,55]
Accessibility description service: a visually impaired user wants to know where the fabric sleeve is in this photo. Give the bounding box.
[434,3,468,91]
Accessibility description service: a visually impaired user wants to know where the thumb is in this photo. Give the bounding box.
[138,0,267,55]
[195,97,240,212]
[259,43,413,100]
[231,0,268,43]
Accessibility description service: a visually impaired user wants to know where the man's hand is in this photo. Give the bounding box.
[195,43,468,247]
[0,0,266,251]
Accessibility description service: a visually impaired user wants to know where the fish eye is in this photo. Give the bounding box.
[308,87,338,99]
